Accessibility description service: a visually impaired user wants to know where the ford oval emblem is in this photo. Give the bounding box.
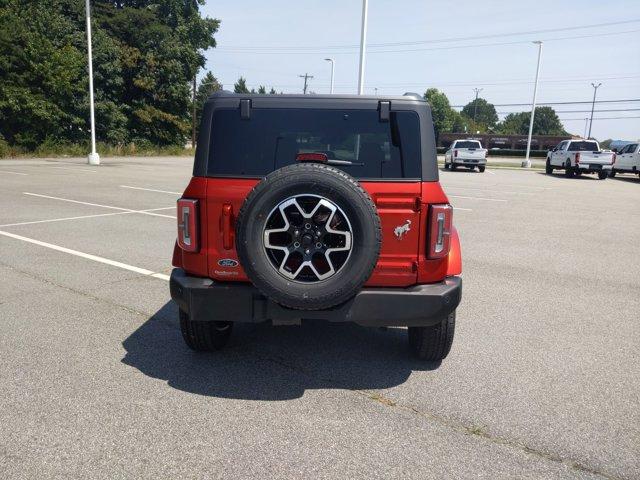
[218,258,239,268]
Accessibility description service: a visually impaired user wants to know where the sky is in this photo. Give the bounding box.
[200,0,640,141]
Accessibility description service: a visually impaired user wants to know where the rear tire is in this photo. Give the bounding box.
[408,312,456,361]
[564,160,574,178]
[598,170,608,180]
[444,162,450,170]
[478,166,485,173]
[451,164,457,171]
[180,310,232,351]
[609,169,616,178]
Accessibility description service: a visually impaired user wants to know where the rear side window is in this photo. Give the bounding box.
[454,141,481,149]
[208,108,421,179]
[568,141,599,151]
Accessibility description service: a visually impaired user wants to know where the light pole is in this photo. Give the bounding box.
[324,58,335,94]
[523,40,543,168]
[583,117,589,139]
[588,82,602,139]
[357,0,369,95]
[472,87,483,123]
[85,0,99,165]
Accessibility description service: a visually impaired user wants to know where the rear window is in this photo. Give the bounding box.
[455,141,481,149]
[568,141,599,152]
[208,108,421,179]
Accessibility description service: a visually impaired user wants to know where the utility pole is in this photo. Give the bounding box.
[523,40,543,168]
[588,82,602,139]
[299,73,314,94]
[192,74,197,148]
[85,0,99,165]
[324,58,335,94]
[583,117,589,139]
[472,87,483,123]
[357,0,369,95]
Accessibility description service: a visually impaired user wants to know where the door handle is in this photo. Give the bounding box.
[222,204,233,250]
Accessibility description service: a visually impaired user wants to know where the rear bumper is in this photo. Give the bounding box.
[454,158,487,165]
[577,163,612,171]
[170,268,462,327]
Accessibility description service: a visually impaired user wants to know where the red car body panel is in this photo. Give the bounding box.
[173,176,460,286]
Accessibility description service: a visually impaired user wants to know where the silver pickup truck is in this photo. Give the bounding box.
[444,139,487,173]
[546,139,615,179]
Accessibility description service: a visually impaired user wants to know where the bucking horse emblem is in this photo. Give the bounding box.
[394,219,411,240]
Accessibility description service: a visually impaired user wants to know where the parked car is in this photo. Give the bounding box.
[610,142,639,177]
[444,139,487,172]
[545,139,615,179]
[170,92,463,361]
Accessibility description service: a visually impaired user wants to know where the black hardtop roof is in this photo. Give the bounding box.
[207,90,425,104]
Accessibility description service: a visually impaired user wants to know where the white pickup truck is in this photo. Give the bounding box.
[444,139,487,173]
[546,139,615,179]
[610,142,639,178]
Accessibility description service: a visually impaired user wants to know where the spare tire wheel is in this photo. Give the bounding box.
[235,163,381,310]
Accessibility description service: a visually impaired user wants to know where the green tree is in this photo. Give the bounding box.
[257,85,267,94]
[234,77,249,93]
[451,111,470,134]
[600,139,612,149]
[0,0,220,150]
[461,98,498,129]
[194,71,221,134]
[497,107,567,135]
[423,88,455,140]
[269,87,277,94]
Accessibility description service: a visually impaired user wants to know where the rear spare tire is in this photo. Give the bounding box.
[235,163,381,310]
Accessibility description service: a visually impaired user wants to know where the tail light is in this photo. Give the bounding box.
[428,204,453,259]
[177,198,199,252]
[612,153,616,165]
[575,152,580,164]
[454,150,458,158]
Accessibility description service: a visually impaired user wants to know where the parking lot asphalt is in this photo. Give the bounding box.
[1,157,638,479]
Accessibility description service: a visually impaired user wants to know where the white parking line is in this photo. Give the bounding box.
[0,207,174,228]
[0,230,170,281]
[452,207,473,211]
[1,170,29,176]
[23,192,175,218]
[120,185,182,195]
[448,195,507,203]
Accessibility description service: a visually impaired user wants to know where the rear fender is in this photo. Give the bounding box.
[446,226,462,276]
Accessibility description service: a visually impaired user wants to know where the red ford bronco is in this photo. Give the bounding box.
[170,92,462,361]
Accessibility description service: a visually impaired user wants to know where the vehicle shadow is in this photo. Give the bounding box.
[611,175,640,184]
[536,171,599,180]
[439,167,480,173]
[121,301,440,400]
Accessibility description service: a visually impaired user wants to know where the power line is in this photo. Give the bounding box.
[451,99,640,108]
[559,116,640,120]
[213,29,640,55]
[496,108,640,114]
[216,18,640,51]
